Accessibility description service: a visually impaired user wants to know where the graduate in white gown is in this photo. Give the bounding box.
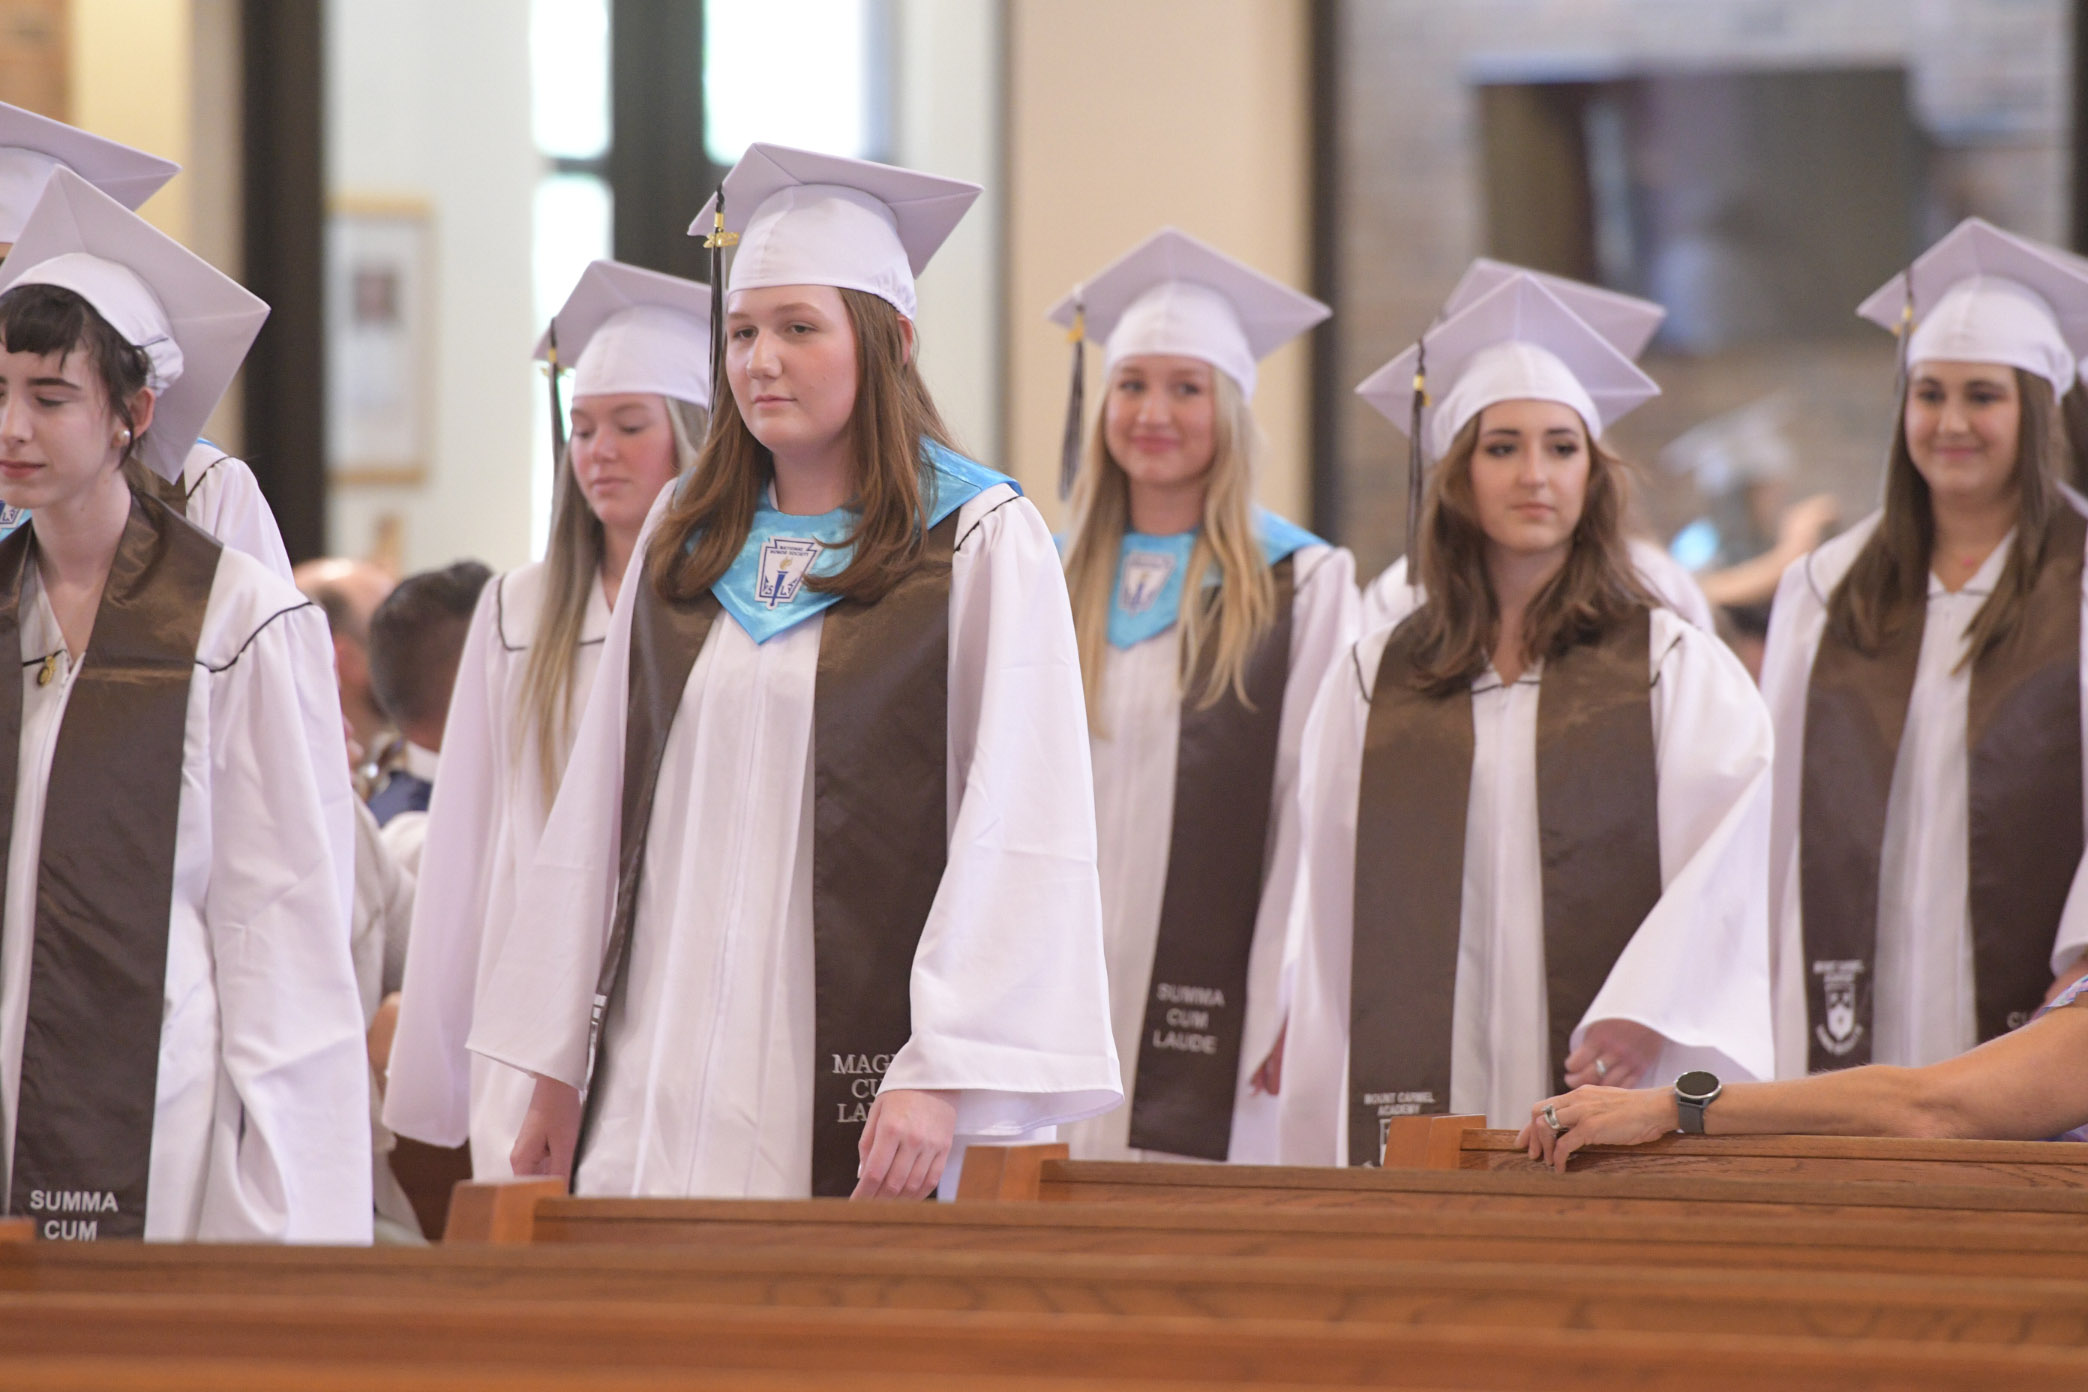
[1044,229,1353,1164]
[1360,265,1711,634]
[471,145,1119,1202]
[0,170,365,1242]
[1760,219,2088,1079]
[384,259,711,1177]
[0,100,291,579]
[1274,272,1774,1163]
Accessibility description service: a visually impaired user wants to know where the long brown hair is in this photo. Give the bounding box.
[1402,412,1655,696]
[1061,369,1275,730]
[647,288,956,605]
[517,396,707,804]
[1827,368,2064,667]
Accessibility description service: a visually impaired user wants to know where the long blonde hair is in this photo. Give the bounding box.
[517,395,708,804]
[647,289,956,606]
[1062,369,1276,731]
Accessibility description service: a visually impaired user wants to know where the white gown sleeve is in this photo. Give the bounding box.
[467,524,657,1089]
[1576,609,1776,1084]
[1628,537,1717,631]
[879,492,1123,1136]
[200,599,372,1242]
[185,450,295,584]
[1271,628,1382,1165]
[1233,545,1357,1159]
[383,582,508,1144]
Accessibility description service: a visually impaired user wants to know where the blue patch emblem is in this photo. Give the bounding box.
[1118,549,1177,615]
[757,536,823,608]
[1105,508,1326,650]
[709,442,1019,644]
[0,505,25,541]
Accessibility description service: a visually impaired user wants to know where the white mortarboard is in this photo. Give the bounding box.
[533,259,713,409]
[688,143,979,321]
[0,100,178,243]
[1043,228,1329,397]
[1356,273,1659,461]
[1856,217,2088,396]
[1442,258,1665,360]
[0,168,268,482]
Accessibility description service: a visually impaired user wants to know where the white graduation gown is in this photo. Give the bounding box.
[1362,538,1716,636]
[183,443,294,584]
[0,544,369,1241]
[1275,602,1775,1160]
[384,561,611,1176]
[469,484,1122,1198]
[1064,544,1357,1164]
[1760,508,2088,1076]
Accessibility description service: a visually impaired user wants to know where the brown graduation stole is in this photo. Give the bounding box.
[1347,607,1661,1166]
[1126,558,1296,1159]
[581,513,958,1197]
[1801,506,2086,1071]
[0,493,220,1239]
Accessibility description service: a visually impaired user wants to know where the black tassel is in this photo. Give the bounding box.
[1405,337,1428,565]
[546,320,567,465]
[1892,276,1915,406]
[703,189,737,411]
[1059,300,1086,500]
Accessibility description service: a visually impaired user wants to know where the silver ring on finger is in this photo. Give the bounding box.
[1542,1102,1566,1136]
[1594,1057,1609,1081]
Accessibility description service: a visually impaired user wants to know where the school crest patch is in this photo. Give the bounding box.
[1813,958,1865,1056]
[1118,549,1176,615]
[757,536,823,609]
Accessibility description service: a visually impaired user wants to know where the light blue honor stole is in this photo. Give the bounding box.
[0,504,26,543]
[711,441,1017,644]
[1107,509,1322,649]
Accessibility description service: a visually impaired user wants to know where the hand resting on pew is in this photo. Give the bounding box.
[507,1072,955,1200]
[1516,982,2088,1172]
[852,1089,957,1200]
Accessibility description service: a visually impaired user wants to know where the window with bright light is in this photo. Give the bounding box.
[704,0,887,164]
[528,0,614,556]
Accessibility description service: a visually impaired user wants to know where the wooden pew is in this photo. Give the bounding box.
[1382,1114,2088,1187]
[951,1145,2088,1223]
[1,1288,2086,1390]
[10,1238,2088,1348]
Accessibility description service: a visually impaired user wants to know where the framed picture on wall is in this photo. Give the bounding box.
[326,195,433,486]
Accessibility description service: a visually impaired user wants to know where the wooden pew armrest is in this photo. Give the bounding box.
[954,1143,1069,1201]
[442,1176,566,1243]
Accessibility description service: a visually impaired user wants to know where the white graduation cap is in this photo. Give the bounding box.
[1356,273,1659,461]
[1043,228,1329,397]
[688,143,979,321]
[1442,258,1665,360]
[0,167,268,482]
[1856,217,2088,396]
[0,100,178,244]
[533,259,713,409]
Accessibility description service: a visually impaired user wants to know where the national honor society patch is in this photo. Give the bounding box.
[1119,549,1177,615]
[757,536,823,609]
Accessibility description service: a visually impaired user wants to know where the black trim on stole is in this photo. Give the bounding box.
[1801,507,2086,1070]
[1347,608,1659,1166]
[1126,558,1296,1159]
[0,493,220,1240]
[579,514,959,1196]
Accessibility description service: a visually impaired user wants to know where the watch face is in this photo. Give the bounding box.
[1676,1070,1720,1102]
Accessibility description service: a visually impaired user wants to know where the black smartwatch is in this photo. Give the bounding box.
[1675,1070,1722,1135]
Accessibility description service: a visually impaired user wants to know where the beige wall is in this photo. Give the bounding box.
[69,0,247,452]
[1004,0,1314,527]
